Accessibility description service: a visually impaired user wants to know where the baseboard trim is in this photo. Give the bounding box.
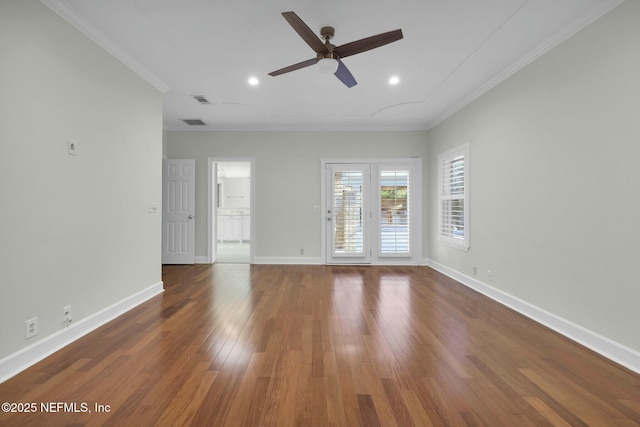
[424,259,640,375]
[253,257,322,265]
[0,281,164,383]
[194,256,211,264]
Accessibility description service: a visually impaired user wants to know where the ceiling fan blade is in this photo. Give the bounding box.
[334,29,403,59]
[268,58,318,76]
[282,11,326,53]
[334,59,357,88]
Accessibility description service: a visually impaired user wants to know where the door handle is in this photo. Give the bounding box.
[188,215,194,220]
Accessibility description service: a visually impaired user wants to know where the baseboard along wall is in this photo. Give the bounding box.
[0,282,164,383]
[4,259,637,383]
[424,259,640,375]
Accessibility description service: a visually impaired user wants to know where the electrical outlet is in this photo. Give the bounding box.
[25,317,38,339]
[487,270,493,281]
[473,266,478,276]
[300,248,304,255]
[63,305,72,324]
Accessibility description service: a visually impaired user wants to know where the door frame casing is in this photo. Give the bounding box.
[207,157,255,264]
[321,157,422,265]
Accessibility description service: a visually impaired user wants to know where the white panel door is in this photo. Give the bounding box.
[162,159,195,264]
[326,164,371,264]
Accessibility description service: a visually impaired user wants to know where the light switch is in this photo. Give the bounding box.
[67,140,77,156]
[148,202,158,213]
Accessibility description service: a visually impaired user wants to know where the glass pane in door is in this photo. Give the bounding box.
[379,170,410,254]
[333,170,364,255]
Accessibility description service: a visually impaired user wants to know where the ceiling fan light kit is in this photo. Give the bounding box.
[268,11,403,88]
[318,57,339,74]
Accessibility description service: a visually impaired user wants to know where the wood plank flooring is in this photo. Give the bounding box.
[1,264,639,426]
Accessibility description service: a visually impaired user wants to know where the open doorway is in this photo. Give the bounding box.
[209,159,253,263]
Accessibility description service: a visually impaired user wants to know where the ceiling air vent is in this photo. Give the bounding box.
[192,95,210,104]
[182,119,207,126]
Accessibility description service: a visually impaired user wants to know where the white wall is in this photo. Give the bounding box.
[427,1,640,358]
[166,131,429,261]
[0,1,163,363]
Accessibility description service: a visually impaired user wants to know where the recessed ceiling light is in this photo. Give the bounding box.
[248,77,259,86]
[389,76,400,85]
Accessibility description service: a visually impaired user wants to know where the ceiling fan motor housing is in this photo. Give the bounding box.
[319,26,337,59]
[317,50,338,61]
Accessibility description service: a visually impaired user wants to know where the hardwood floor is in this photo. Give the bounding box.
[1,264,639,426]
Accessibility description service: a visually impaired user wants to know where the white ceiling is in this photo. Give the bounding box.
[43,0,622,131]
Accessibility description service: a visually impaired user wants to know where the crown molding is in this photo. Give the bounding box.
[426,0,625,130]
[40,0,170,93]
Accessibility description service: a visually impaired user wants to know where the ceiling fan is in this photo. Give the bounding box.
[268,11,403,88]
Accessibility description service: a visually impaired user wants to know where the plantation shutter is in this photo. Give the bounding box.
[379,170,410,254]
[332,169,365,255]
[438,144,469,250]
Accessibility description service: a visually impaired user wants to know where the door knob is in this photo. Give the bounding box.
[188,215,194,219]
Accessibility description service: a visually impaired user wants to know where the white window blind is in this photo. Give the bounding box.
[379,170,410,254]
[438,144,469,250]
[333,170,364,254]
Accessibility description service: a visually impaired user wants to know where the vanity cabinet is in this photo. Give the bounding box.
[218,214,250,242]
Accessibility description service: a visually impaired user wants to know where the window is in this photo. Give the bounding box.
[379,169,410,255]
[438,144,469,250]
[332,169,365,255]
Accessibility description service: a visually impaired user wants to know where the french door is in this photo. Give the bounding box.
[324,159,421,265]
[326,164,371,264]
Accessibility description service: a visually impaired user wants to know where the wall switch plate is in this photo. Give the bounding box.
[67,140,77,156]
[63,305,72,323]
[25,317,38,339]
[148,202,158,213]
